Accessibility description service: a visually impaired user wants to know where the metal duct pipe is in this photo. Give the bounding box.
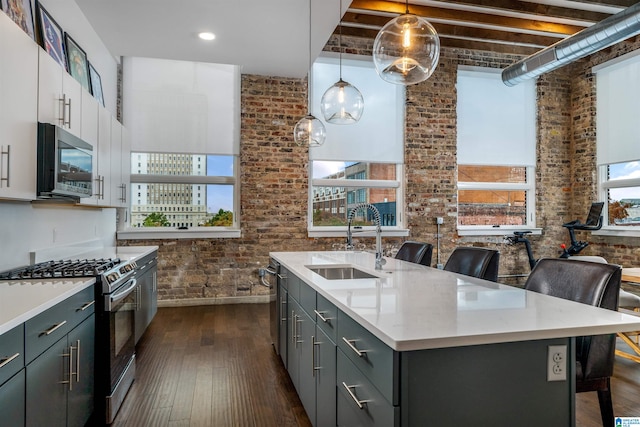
[502,2,640,86]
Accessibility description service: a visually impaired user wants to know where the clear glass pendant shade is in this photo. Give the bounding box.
[320,79,364,124]
[373,13,440,85]
[294,113,326,147]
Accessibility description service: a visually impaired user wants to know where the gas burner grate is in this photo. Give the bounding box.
[0,258,121,280]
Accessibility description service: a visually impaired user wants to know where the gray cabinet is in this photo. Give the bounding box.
[277,281,288,367]
[24,286,95,427]
[0,324,25,427]
[135,252,158,344]
[284,276,337,427]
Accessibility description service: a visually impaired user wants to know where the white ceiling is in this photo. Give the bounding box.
[74,0,347,78]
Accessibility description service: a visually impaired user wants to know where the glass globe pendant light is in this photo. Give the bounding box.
[320,0,364,124]
[294,0,326,147]
[372,0,440,85]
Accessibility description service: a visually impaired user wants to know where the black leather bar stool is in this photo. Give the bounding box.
[395,241,433,267]
[443,247,500,282]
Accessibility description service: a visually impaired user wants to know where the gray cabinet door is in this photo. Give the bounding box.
[278,285,288,367]
[287,297,300,392]
[135,263,158,343]
[315,325,336,427]
[26,336,68,427]
[67,315,95,427]
[297,307,316,425]
[0,370,25,427]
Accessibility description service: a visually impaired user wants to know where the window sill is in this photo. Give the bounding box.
[593,228,640,238]
[308,228,410,238]
[117,228,241,240]
[457,227,542,237]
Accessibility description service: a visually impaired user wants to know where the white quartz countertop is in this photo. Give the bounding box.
[0,245,158,336]
[271,251,640,352]
[0,277,95,335]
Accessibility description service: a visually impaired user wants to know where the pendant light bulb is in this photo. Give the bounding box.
[320,0,364,125]
[372,1,440,85]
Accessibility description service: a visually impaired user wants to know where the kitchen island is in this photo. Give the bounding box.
[270,251,640,426]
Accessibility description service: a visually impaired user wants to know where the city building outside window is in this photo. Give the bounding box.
[456,66,537,235]
[594,51,640,235]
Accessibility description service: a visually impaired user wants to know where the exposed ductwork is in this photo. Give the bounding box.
[502,2,640,86]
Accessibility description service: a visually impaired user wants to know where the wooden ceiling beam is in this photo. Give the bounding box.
[348,0,589,36]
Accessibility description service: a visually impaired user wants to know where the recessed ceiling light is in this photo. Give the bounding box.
[198,32,216,41]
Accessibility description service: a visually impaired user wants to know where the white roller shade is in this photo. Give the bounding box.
[310,56,405,163]
[594,50,640,166]
[122,57,240,155]
[457,66,536,166]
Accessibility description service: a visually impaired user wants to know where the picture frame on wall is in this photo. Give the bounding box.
[88,62,105,107]
[0,0,36,40]
[64,33,91,93]
[35,3,66,70]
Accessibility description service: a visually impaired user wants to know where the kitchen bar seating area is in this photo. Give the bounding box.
[4,0,640,426]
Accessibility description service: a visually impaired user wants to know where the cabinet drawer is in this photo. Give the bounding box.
[337,310,399,405]
[299,279,316,315]
[315,293,337,342]
[0,324,24,385]
[25,286,95,363]
[285,270,300,302]
[337,349,398,427]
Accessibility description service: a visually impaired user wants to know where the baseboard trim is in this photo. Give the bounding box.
[158,295,271,307]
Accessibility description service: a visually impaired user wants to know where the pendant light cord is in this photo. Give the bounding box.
[405,0,409,14]
[307,0,312,112]
[339,0,343,80]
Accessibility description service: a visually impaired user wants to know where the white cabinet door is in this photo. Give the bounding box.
[0,13,38,200]
[78,91,99,206]
[110,118,130,209]
[95,108,112,206]
[37,50,82,137]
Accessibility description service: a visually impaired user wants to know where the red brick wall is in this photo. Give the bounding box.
[120,34,640,302]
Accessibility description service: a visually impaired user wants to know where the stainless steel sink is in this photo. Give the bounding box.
[308,266,378,280]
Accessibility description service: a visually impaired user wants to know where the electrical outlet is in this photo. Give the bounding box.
[547,345,567,381]
[436,217,444,225]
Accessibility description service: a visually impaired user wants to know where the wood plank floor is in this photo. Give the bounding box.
[111,304,640,426]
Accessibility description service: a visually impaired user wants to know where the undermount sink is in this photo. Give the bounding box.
[308,266,378,280]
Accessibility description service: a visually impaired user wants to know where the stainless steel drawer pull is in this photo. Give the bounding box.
[342,337,367,357]
[0,353,19,369]
[342,382,367,410]
[43,320,67,336]
[75,339,81,383]
[312,336,321,377]
[79,300,95,311]
[1,145,10,188]
[314,309,330,323]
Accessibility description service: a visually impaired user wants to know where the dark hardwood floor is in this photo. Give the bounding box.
[112,304,640,426]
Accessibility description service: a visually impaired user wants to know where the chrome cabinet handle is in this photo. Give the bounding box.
[75,339,81,383]
[295,316,303,345]
[312,336,321,377]
[280,298,287,322]
[59,94,71,127]
[1,145,10,188]
[314,309,330,323]
[43,320,67,336]
[342,382,367,410]
[0,353,19,369]
[291,311,296,345]
[342,337,367,357]
[79,300,95,311]
[67,97,72,128]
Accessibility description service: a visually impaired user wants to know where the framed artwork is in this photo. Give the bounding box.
[64,33,91,93]
[35,3,66,70]
[1,0,36,40]
[88,62,105,107]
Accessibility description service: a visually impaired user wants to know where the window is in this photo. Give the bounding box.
[594,51,640,233]
[308,55,407,237]
[120,57,240,238]
[456,66,537,235]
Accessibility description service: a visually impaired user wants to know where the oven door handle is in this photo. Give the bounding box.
[108,278,138,307]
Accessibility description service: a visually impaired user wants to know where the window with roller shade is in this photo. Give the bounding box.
[120,57,240,238]
[594,52,640,232]
[308,55,407,237]
[456,66,537,235]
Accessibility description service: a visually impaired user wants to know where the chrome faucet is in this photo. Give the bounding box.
[346,203,386,270]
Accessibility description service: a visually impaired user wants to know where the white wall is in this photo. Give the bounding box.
[0,203,116,271]
[37,0,119,116]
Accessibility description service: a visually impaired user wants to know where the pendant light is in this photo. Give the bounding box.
[320,0,364,124]
[372,0,440,85]
[294,0,326,147]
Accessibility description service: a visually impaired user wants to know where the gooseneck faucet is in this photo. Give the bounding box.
[346,203,386,270]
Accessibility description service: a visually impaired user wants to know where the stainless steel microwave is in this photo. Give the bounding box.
[37,122,93,199]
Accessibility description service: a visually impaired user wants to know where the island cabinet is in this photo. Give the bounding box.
[0,324,25,427]
[284,270,337,427]
[24,286,95,427]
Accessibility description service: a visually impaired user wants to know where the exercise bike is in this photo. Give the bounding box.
[505,202,604,270]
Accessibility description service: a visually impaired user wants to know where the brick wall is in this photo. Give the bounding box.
[120,34,640,302]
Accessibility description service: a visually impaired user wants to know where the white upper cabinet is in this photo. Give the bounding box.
[0,12,39,200]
